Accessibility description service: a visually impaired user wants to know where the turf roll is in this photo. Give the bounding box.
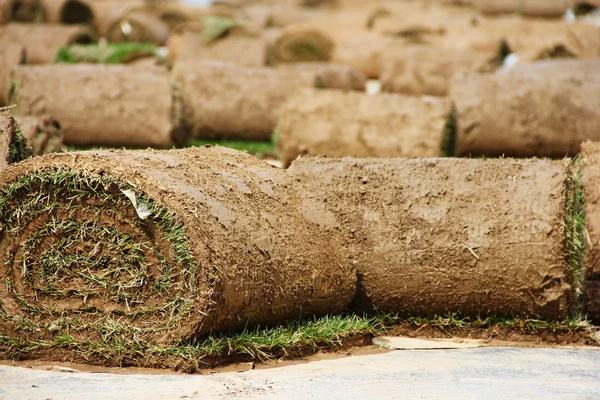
[0,110,30,172]
[0,0,45,23]
[276,88,451,166]
[103,10,170,46]
[40,0,94,24]
[450,59,600,158]
[10,64,187,148]
[287,156,578,320]
[0,147,355,345]
[267,25,334,65]
[172,60,364,141]
[474,0,572,17]
[380,46,493,96]
[0,30,25,106]
[0,23,96,65]
[15,115,63,156]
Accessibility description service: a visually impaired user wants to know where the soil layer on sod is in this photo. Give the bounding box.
[287,156,579,320]
[451,59,600,158]
[10,64,186,148]
[0,23,96,65]
[15,115,63,156]
[0,147,355,349]
[172,60,362,141]
[277,88,451,166]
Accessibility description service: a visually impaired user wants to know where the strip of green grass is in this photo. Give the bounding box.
[187,139,276,158]
[55,43,156,64]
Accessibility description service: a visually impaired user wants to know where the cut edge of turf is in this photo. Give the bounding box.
[565,156,586,314]
[187,139,276,158]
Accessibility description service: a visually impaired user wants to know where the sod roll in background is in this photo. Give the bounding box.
[450,59,600,158]
[276,88,451,166]
[40,0,94,24]
[10,64,187,148]
[287,156,579,320]
[0,0,45,23]
[0,23,96,65]
[15,115,63,156]
[0,147,355,345]
[474,0,572,17]
[0,33,25,107]
[172,60,365,141]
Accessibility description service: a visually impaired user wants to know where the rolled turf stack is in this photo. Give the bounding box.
[276,88,451,166]
[0,0,45,23]
[0,111,30,172]
[0,32,25,107]
[172,60,365,141]
[16,115,63,156]
[40,0,95,24]
[287,156,581,320]
[0,23,96,65]
[0,146,355,345]
[10,64,186,148]
[267,25,335,65]
[450,59,600,158]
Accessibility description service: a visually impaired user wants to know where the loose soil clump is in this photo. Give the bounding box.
[450,59,600,158]
[10,64,186,148]
[277,88,451,166]
[0,147,355,349]
[287,157,577,320]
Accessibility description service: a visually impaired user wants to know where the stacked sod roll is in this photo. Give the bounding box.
[172,60,365,141]
[287,156,582,320]
[0,0,45,23]
[0,23,96,65]
[450,59,600,158]
[276,88,452,166]
[0,146,356,345]
[10,64,186,148]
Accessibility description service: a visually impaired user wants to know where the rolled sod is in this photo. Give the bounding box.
[450,59,600,158]
[267,25,334,65]
[40,0,94,25]
[103,10,171,46]
[276,88,451,166]
[380,46,493,96]
[0,146,355,344]
[10,64,187,148]
[172,60,365,141]
[0,0,45,23]
[0,23,96,65]
[474,0,571,17]
[0,32,25,107]
[0,111,30,172]
[15,115,63,156]
[287,156,580,320]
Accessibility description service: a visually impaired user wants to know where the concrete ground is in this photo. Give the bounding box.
[1,346,600,400]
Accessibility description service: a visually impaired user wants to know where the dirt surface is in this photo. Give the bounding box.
[287,156,573,319]
[11,64,185,148]
[0,147,355,346]
[279,62,366,91]
[0,23,96,65]
[277,88,450,165]
[451,59,600,157]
